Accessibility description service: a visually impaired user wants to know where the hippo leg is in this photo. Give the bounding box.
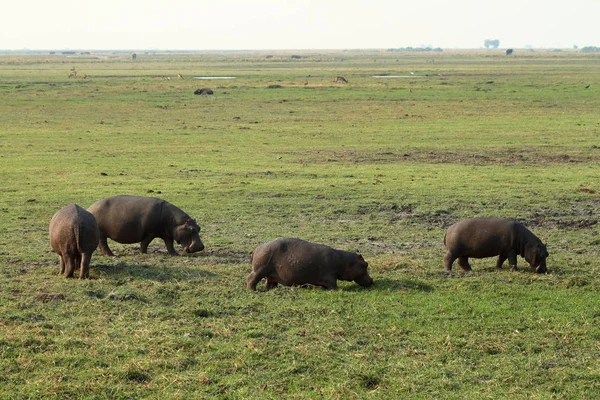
[457,257,472,271]
[163,238,179,256]
[508,251,518,271]
[443,251,457,271]
[79,252,92,279]
[98,233,116,257]
[318,277,338,290]
[496,255,507,270]
[265,277,279,289]
[140,236,153,254]
[246,270,266,290]
[64,255,77,278]
[58,255,65,275]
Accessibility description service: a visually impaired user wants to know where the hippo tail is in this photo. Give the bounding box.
[443,232,447,247]
[74,205,83,253]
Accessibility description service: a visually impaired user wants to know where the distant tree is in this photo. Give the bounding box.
[581,46,600,52]
[484,39,500,49]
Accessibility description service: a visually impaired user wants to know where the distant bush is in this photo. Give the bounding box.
[387,47,443,53]
[268,84,283,89]
[580,46,600,53]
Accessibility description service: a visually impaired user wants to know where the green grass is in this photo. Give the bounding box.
[1,50,599,399]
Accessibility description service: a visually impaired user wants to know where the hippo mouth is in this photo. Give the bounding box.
[355,274,374,287]
[183,242,205,253]
[535,261,547,274]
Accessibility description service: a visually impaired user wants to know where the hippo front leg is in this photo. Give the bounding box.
[265,277,279,290]
[319,276,338,290]
[163,238,179,256]
[508,251,518,271]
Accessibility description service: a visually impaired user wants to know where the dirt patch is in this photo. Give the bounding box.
[356,202,456,228]
[284,149,597,166]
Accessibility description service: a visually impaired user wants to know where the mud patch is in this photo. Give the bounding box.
[284,149,596,166]
[525,204,599,229]
[356,202,455,228]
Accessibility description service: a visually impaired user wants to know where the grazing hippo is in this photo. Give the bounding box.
[49,204,100,279]
[247,238,373,290]
[443,218,548,273]
[87,195,204,257]
[194,88,213,95]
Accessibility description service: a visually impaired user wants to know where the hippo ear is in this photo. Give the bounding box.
[358,254,364,261]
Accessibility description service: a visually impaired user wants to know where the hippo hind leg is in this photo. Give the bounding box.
[140,236,154,254]
[58,255,65,275]
[443,251,457,271]
[457,257,472,271]
[98,233,116,257]
[79,252,92,279]
[63,255,77,278]
[496,254,507,270]
[246,271,262,290]
[246,267,270,290]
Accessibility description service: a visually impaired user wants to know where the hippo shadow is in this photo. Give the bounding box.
[91,262,217,283]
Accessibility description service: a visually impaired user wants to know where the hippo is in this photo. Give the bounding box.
[247,238,373,290]
[194,88,213,95]
[443,218,548,273]
[87,195,204,257]
[49,204,100,279]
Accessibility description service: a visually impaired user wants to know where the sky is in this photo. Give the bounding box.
[2,0,599,51]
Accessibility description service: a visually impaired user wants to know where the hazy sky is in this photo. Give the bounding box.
[3,0,599,50]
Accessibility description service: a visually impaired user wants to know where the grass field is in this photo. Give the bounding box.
[1,49,599,399]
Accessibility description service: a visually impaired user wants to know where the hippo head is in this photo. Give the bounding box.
[174,219,204,253]
[525,242,548,273]
[340,253,373,287]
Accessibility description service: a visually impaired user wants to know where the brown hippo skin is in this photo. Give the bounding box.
[87,195,204,256]
[443,218,548,273]
[247,238,373,290]
[49,204,100,279]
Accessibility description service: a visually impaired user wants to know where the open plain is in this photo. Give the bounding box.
[1,50,599,398]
